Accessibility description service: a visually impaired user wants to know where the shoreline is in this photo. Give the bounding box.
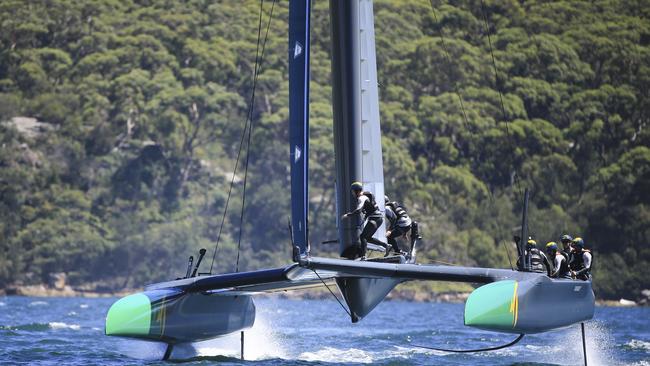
[1,285,645,307]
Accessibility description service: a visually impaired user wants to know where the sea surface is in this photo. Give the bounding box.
[0,296,648,365]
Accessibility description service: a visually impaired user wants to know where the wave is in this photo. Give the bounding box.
[625,339,650,351]
[299,347,374,363]
[49,322,81,330]
[0,301,6,306]
[0,322,80,331]
[28,301,48,307]
[631,361,650,366]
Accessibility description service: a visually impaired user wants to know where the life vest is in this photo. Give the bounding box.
[361,192,380,217]
[529,248,547,274]
[570,249,593,271]
[386,201,411,226]
[387,202,408,219]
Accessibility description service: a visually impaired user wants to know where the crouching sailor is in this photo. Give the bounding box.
[545,242,571,279]
[384,195,412,257]
[342,182,389,259]
[570,237,593,280]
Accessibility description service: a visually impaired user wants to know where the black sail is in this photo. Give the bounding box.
[289,0,311,256]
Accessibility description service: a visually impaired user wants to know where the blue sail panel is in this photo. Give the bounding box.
[289,0,310,255]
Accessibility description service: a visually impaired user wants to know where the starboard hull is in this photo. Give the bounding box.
[465,276,594,334]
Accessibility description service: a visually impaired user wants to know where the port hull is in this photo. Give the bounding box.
[106,289,255,343]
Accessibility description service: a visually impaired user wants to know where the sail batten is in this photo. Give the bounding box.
[289,0,311,256]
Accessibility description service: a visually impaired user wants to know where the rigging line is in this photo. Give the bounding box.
[478,0,524,200]
[312,269,352,318]
[236,0,277,273]
[209,0,268,274]
[429,259,460,266]
[488,187,515,270]
[478,1,529,260]
[481,0,523,270]
[413,333,524,353]
[428,0,472,133]
[428,1,514,270]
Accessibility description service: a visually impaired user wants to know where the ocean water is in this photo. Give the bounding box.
[0,295,648,365]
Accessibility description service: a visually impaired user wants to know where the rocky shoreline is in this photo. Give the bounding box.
[1,284,135,298]
[3,272,648,305]
[1,284,647,306]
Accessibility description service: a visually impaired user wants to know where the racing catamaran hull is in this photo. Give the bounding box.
[106,289,255,343]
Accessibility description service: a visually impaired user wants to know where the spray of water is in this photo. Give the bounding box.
[535,321,616,366]
[119,339,168,360]
[191,312,288,360]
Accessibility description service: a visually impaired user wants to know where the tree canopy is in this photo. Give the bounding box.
[0,0,648,300]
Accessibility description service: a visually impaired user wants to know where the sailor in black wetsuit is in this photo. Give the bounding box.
[342,182,389,259]
[384,196,411,257]
[517,239,551,276]
[545,242,571,279]
[569,237,593,280]
[560,234,573,264]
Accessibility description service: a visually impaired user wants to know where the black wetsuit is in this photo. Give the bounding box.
[549,252,571,279]
[348,192,388,256]
[570,250,593,280]
[385,202,412,253]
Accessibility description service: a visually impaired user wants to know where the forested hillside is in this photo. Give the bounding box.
[0,0,648,300]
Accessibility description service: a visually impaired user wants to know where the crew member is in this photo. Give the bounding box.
[517,239,551,275]
[545,242,571,279]
[560,234,573,263]
[384,195,411,257]
[570,237,593,280]
[341,182,389,259]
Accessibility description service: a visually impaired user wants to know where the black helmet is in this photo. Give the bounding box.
[561,234,573,243]
[350,181,363,192]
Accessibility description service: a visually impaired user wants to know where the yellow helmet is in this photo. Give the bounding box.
[545,242,558,252]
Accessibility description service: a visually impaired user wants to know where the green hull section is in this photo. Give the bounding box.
[464,276,594,334]
[105,293,152,337]
[465,280,518,331]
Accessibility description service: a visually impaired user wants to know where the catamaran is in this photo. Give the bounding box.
[105,0,594,362]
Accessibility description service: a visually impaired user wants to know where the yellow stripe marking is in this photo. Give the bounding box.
[509,281,519,328]
[155,297,167,338]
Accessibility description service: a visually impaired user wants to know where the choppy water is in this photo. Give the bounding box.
[0,295,648,365]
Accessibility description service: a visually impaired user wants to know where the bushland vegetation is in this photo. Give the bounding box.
[0,0,648,300]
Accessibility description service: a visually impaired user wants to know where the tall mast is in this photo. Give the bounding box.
[289,0,311,256]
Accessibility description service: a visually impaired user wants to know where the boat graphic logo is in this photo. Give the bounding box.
[294,41,303,58]
[294,145,301,163]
